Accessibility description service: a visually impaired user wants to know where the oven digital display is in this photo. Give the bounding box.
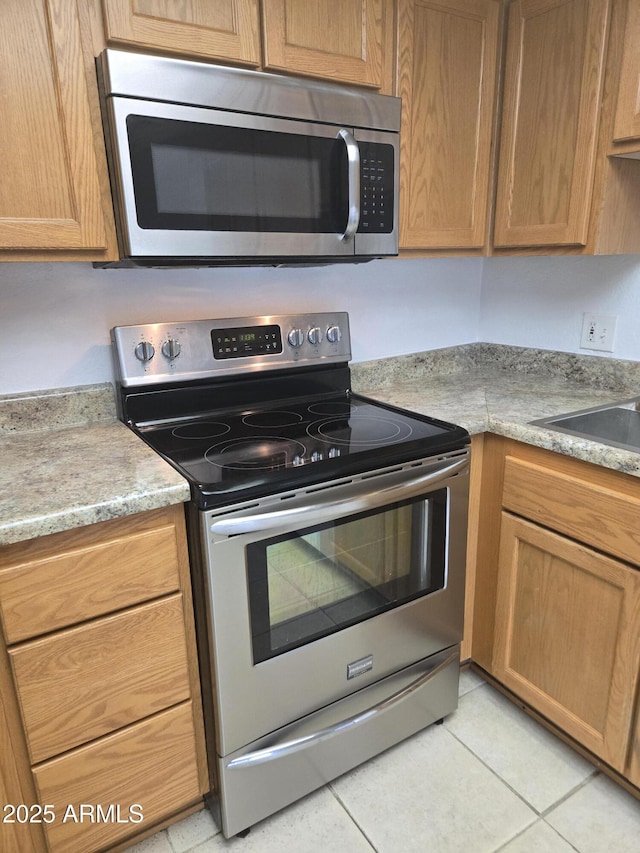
[211,325,283,359]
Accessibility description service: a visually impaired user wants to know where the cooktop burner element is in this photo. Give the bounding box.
[172,422,230,440]
[206,436,303,471]
[112,312,470,508]
[136,395,452,500]
[242,411,303,428]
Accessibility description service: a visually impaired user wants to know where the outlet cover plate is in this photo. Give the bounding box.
[580,313,617,352]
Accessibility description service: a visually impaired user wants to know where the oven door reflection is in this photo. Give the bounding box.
[247,492,446,664]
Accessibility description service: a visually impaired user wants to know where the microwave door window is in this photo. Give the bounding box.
[126,115,349,234]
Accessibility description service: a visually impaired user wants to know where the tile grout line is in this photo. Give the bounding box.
[442,719,601,852]
[326,782,379,852]
[533,766,603,853]
[490,817,583,853]
[537,769,600,819]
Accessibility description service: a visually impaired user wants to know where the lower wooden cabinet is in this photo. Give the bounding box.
[0,505,207,853]
[33,702,202,853]
[629,714,640,788]
[10,595,192,763]
[471,437,640,795]
[494,511,640,771]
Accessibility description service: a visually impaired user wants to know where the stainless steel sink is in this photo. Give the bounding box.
[532,397,640,453]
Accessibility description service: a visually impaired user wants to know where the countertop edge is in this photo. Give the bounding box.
[4,344,640,547]
[0,482,191,547]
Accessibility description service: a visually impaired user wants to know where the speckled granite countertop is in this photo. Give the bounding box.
[3,343,640,547]
[352,343,640,478]
[0,384,189,546]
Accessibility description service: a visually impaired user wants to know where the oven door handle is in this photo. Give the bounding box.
[209,454,468,535]
[226,648,458,770]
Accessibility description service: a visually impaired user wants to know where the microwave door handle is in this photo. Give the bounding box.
[337,128,360,241]
[209,454,468,535]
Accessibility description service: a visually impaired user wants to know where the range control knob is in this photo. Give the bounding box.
[308,326,323,346]
[134,341,155,363]
[161,339,182,360]
[287,328,304,348]
[326,325,342,344]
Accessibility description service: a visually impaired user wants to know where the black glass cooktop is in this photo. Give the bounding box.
[134,391,469,508]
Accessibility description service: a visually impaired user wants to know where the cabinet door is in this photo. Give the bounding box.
[101,0,261,65]
[0,0,112,255]
[494,512,640,771]
[613,0,640,142]
[493,0,610,248]
[629,708,640,787]
[262,0,385,87]
[397,0,500,250]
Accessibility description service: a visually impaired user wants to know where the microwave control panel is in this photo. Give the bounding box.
[358,142,394,234]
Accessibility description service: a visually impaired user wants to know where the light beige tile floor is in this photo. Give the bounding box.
[128,672,640,853]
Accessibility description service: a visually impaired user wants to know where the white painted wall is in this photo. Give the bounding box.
[3,253,640,397]
[480,255,640,360]
[0,257,482,395]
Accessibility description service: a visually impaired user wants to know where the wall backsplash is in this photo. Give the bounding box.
[481,255,640,362]
[2,254,640,396]
[0,258,481,395]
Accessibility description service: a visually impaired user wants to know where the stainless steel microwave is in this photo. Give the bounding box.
[96,50,401,266]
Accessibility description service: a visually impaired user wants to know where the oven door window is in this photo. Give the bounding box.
[126,115,348,234]
[247,491,447,664]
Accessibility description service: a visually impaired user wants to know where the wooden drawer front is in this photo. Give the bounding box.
[0,521,181,643]
[33,701,202,853]
[10,595,191,764]
[502,455,640,566]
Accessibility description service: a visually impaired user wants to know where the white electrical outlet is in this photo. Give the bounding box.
[580,313,617,352]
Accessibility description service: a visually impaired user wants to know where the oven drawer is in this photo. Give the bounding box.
[216,647,460,837]
[0,507,182,643]
[9,595,191,763]
[33,702,202,853]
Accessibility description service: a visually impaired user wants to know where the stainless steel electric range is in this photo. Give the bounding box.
[111,312,470,838]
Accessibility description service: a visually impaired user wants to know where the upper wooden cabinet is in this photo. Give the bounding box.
[100,0,262,66]
[397,0,501,252]
[397,0,640,256]
[490,0,640,255]
[612,0,640,146]
[262,0,388,88]
[99,0,393,89]
[493,0,610,249]
[0,0,117,261]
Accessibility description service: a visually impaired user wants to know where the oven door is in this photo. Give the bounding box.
[200,450,469,757]
[105,97,397,260]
